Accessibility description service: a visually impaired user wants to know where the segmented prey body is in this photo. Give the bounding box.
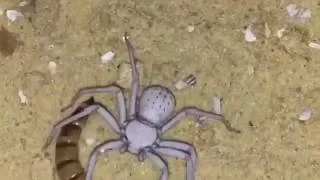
[55,98,95,180]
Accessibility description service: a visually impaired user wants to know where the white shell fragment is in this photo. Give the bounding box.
[85,138,96,146]
[287,4,300,17]
[276,28,287,38]
[299,108,311,121]
[187,25,195,32]
[48,61,57,74]
[286,4,311,24]
[101,51,115,63]
[264,23,271,38]
[18,90,28,104]
[244,25,257,42]
[308,42,320,50]
[6,10,24,22]
[174,74,197,91]
[213,96,222,115]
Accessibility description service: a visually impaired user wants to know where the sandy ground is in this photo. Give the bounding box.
[1,0,320,180]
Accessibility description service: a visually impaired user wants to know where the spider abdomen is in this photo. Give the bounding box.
[138,86,176,125]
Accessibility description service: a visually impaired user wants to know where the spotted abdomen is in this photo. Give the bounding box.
[138,85,176,125]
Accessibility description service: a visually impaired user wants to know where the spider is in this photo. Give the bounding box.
[43,33,240,180]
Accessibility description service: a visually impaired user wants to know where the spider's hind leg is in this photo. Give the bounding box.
[160,107,240,133]
[60,85,126,124]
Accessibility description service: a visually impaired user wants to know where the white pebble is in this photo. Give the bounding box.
[101,51,115,63]
[286,4,311,24]
[248,65,254,75]
[308,42,320,50]
[85,138,95,146]
[18,90,28,104]
[244,25,257,42]
[213,96,222,115]
[287,4,299,17]
[48,61,57,74]
[299,108,311,121]
[187,25,195,32]
[276,28,287,38]
[264,23,271,38]
[6,10,24,22]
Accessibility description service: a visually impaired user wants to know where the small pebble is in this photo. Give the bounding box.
[48,61,57,74]
[101,51,115,63]
[299,108,311,121]
[244,25,257,42]
[213,96,222,115]
[248,66,254,75]
[264,23,271,38]
[187,25,195,32]
[276,28,287,38]
[287,4,300,17]
[18,90,28,104]
[286,4,311,24]
[6,10,24,22]
[308,42,320,50]
[85,138,95,146]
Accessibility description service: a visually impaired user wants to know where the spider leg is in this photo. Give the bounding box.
[60,84,126,124]
[154,146,195,180]
[124,33,140,118]
[43,104,121,149]
[143,149,169,180]
[158,140,197,170]
[160,107,240,133]
[85,140,125,180]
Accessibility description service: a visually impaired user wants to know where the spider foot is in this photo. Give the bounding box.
[197,116,209,126]
[190,109,241,133]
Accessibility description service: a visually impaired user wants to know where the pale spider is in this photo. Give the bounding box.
[43,33,240,180]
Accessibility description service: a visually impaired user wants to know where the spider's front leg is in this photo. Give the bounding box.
[124,33,140,118]
[61,84,127,123]
[160,107,240,133]
[43,104,121,150]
